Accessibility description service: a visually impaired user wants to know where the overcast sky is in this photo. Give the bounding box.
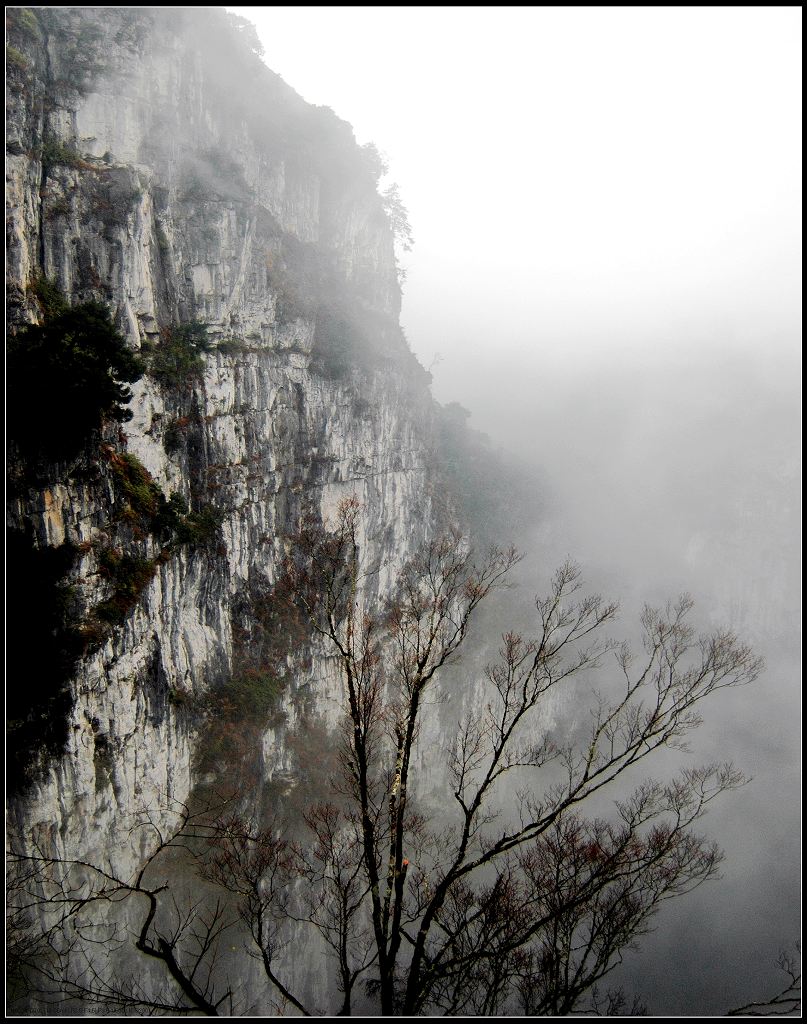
[226,7,800,1014]
[228,5,801,415]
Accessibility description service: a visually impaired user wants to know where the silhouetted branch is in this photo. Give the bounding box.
[728,945,801,1016]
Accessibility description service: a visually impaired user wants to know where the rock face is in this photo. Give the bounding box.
[6,8,437,877]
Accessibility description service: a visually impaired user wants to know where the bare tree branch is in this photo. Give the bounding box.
[9,506,765,1017]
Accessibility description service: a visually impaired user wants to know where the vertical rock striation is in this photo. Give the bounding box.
[6,7,437,874]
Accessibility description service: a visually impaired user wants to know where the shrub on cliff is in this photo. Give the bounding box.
[146,321,213,386]
[7,295,144,462]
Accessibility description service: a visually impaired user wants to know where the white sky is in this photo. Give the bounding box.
[227,6,801,404]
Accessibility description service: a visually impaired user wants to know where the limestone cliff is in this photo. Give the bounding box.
[6,7,437,875]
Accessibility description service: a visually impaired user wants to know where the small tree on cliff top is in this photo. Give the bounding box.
[8,497,762,1016]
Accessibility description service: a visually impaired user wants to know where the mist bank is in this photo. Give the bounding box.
[416,335,800,1014]
[423,338,799,618]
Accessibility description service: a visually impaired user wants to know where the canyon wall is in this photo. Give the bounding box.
[6,8,438,882]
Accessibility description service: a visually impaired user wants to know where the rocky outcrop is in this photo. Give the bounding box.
[6,7,435,874]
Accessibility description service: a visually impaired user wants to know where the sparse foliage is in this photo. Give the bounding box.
[7,500,763,1015]
[362,142,389,182]
[224,12,265,58]
[382,182,414,253]
[7,805,236,1015]
[727,945,801,1016]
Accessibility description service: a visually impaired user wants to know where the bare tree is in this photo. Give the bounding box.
[8,498,763,1016]
[7,804,236,1016]
[727,945,801,1016]
[278,497,522,1013]
[271,497,761,1014]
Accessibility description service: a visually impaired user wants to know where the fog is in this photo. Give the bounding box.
[230,7,801,1014]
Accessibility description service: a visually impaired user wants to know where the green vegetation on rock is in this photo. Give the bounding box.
[94,549,159,625]
[146,321,213,386]
[7,286,144,463]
